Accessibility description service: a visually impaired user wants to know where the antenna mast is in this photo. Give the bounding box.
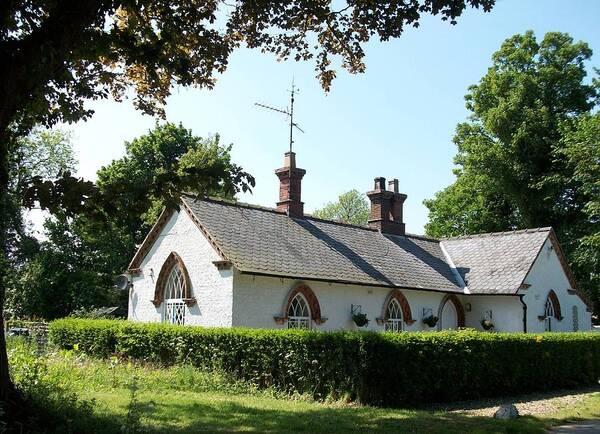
[288,78,296,154]
[255,78,304,154]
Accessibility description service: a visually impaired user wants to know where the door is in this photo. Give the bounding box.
[440,300,458,330]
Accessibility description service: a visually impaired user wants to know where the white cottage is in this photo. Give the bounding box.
[127,152,592,333]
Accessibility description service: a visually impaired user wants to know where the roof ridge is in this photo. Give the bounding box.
[182,194,285,215]
[303,215,377,231]
[442,227,552,241]
[184,195,443,240]
[183,194,378,233]
[394,232,440,242]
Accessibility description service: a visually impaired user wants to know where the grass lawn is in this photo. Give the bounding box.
[8,339,600,433]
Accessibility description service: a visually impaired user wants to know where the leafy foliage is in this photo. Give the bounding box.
[5,217,125,320]
[5,129,75,265]
[50,319,600,406]
[95,122,252,239]
[559,113,600,313]
[424,31,600,312]
[313,189,369,225]
[1,0,496,135]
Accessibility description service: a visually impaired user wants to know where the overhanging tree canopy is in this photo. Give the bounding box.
[0,0,496,419]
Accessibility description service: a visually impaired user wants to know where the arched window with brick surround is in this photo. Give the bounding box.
[377,289,415,331]
[152,252,196,325]
[274,282,327,328]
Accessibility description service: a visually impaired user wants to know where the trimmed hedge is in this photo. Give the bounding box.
[49,318,600,405]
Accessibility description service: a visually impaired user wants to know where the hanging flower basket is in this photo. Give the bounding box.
[423,315,439,328]
[481,319,495,331]
[352,312,369,327]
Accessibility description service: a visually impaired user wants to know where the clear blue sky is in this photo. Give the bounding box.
[64,0,600,235]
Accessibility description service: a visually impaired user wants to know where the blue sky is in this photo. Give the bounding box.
[64,0,600,235]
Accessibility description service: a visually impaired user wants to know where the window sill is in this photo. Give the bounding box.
[183,297,197,307]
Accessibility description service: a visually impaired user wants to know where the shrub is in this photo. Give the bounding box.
[49,318,600,406]
[49,318,124,358]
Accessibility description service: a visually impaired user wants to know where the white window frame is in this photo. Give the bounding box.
[572,305,579,332]
[287,293,311,329]
[163,265,187,325]
[384,298,403,332]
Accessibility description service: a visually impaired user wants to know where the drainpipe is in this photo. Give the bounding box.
[519,295,527,333]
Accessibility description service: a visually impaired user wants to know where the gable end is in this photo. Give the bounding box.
[128,207,175,271]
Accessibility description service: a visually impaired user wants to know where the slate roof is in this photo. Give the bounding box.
[181,196,463,293]
[440,228,551,295]
[175,196,555,295]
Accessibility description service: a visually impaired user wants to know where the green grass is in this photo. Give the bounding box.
[7,337,600,433]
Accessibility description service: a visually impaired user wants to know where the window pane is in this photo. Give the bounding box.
[165,301,186,325]
[165,265,185,300]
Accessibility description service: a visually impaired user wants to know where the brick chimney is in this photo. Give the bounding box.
[366,177,407,235]
[275,151,306,217]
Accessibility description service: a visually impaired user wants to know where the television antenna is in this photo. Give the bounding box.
[255,78,305,154]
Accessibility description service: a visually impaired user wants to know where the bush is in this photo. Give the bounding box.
[49,318,124,358]
[49,318,600,406]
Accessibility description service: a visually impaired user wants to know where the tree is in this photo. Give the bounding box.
[96,123,244,243]
[3,129,77,318]
[313,189,370,225]
[6,217,124,319]
[560,113,600,316]
[0,0,495,412]
[424,31,599,311]
[6,128,76,263]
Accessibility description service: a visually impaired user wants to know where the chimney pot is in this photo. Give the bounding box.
[388,179,399,193]
[283,151,296,169]
[374,177,386,191]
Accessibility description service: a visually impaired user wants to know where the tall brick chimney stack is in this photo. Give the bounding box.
[275,151,306,217]
[366,177,407,235]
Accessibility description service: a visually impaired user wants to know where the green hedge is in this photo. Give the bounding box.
[49,318,600,405]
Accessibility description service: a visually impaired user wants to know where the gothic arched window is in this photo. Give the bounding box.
[275,283,326,327]
[378,289,414,331]
[287,293,311,329]
[152,252,195,325]
[384,298,403,332]
[543,290,562,332]
[163,264,187,325]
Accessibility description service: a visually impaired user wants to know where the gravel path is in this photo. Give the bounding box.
[424,387,600,417]
[550,420,600,433]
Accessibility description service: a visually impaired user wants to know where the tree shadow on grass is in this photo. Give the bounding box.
[137,398,548,434]
[7,399,124,434]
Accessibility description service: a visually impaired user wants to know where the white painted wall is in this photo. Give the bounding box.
[519,238,592,332]
[463,295,523,332]
[232,272,456,332]
[128,210,234,327]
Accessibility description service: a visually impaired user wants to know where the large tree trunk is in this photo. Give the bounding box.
[0,131,13,400]
[0,127,23,419]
